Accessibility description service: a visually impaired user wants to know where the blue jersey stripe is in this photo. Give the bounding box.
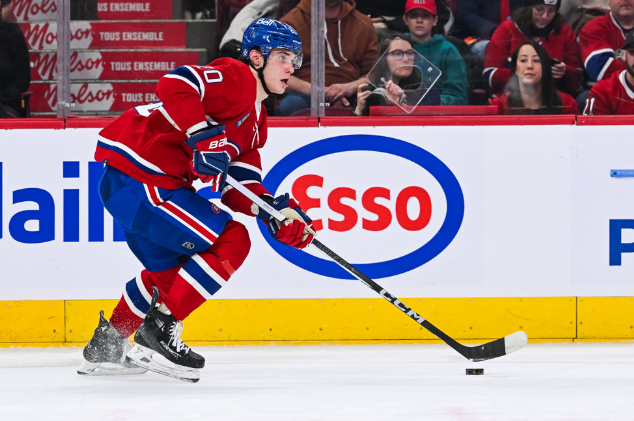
[586,51,614,81]
[168,67,202,96]
[97,140,168,178]
[228,165,262,183]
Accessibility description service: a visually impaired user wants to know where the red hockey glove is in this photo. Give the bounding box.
[257,193,314,249]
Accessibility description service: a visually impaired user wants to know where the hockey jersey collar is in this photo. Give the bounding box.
[619,70,634,99]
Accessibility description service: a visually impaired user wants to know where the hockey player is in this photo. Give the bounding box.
[77,18,314,382]
[584,30,634,115]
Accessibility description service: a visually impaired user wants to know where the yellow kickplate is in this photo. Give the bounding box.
[5,296,578,343]
[180,296,576,342]
[0,301,65,343]
[577,297,634,339]
[65,300,119,342]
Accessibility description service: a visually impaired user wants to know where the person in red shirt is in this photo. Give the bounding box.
[484,0,583,97]
[584,30,634,114]
[77,19,315,383]
[491,40,578,114]
[579,0,634,83]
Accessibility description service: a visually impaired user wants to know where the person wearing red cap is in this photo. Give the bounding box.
[483,0,582,98]
[402,0,468,105]
[584,30,634,114]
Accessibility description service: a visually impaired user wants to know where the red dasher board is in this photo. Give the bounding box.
[10,0,173,20]
[97,0,173,20]
[30,82,160,112]
[19,21,187,50]
[30,50,201,80]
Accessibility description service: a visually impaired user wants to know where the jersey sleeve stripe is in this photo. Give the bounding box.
[584,49,614,81]
[227,140,241,157]
[184,65,205,99]
[186,121,209,136]
[158,105,182,131]
[164,68,203,98]
[483,67,497,88]
[227,165,263,184]
[97,136,167,176]
[619,71,634,99]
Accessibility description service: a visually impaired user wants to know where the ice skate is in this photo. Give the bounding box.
[126,287,205,383]
[77,310,147,376]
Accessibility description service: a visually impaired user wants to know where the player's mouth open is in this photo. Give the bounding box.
[281,79,289,86]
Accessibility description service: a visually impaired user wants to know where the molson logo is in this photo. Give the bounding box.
[259,135,464,279]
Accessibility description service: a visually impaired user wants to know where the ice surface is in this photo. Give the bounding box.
[0,342,633,420]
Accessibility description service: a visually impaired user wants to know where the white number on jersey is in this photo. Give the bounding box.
[583,97,595,116]
[203,70,223,84]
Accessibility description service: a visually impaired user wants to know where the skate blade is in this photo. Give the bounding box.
[127,344,200,383]
[77,360,148,376]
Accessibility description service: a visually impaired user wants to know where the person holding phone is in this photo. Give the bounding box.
[483,0,583,97]
[490,40,578,114]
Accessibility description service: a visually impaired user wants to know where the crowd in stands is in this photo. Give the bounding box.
[3,0,634,118]
[216,0,634,117]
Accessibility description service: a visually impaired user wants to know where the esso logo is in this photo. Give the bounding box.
[260,134,464,279]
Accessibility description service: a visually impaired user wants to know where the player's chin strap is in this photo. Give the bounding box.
[249,58,272,96]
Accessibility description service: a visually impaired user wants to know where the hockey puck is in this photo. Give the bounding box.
[466,368,484,375]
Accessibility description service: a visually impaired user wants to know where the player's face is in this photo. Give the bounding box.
[264,48,297,94]
[403,9,438,40]
[515,45,542,86]
[386,39,415,80]
[531,5,557,28]
[609,0,634,18]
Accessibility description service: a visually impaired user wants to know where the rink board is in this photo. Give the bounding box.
[1,118,634,342]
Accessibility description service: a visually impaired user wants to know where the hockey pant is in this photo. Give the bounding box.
[99,165,251,338]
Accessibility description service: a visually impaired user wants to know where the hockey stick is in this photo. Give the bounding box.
[225,175,528,362]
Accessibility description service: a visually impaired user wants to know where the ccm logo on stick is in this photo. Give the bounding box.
[261,134,465,279]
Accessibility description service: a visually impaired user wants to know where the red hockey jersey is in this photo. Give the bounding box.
[578,12,627,81]
[483,20,583,95]
[95,58,271,216]
[584,70,634,115]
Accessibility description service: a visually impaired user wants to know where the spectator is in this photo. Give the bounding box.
[0,6,30,118]
[403,0,469,105]
[491,40,578,114]
[354,35,441,115]
[583,30,634,114]
[484,0,583,98]
[356,0,452,39]
[278,0,378,116]
[579,0,634,83]
[454,0,524,51]
[1,0,12,22]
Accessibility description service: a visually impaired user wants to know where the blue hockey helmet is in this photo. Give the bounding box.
[241,18,303,69]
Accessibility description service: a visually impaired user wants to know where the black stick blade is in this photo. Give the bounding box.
[465,331,528,362]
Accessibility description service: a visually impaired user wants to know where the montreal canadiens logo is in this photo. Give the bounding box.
[211,203,220,213]
[260,134,464,279]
